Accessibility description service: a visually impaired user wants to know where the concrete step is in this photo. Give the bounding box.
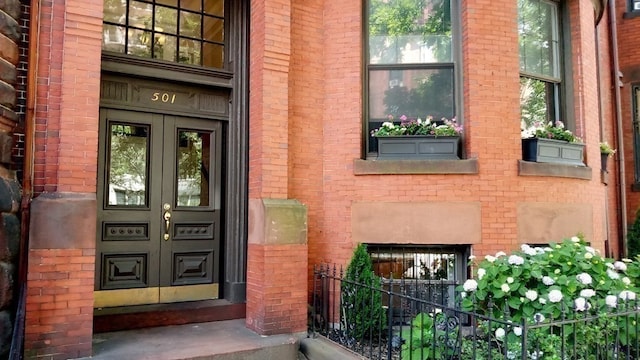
[75,319,301,360]
[299,336,365,360]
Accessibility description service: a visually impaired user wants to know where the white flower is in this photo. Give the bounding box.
[501,283,510,292]
[576,273,592,285]
[495,328,505,339]
[468,255,476,261]
[579,289,596,298]
[606,295,617,308]
[606,262,615,269]
[535,247,546,255]
[619,290,637,301]
[521,244,537,256]
[508,255,524,265]
[525,290,538,301]
[607,269,620,280]
[533,313,545,323]
[460,291,467,298]
[623,258,633,263]
[513,327,522,336]
[463,279,478,292]
[548,289,563,303]
[477,268,486,280]
[615,261,628,271]
[623,277,631,286]
[485,255,496,263]
[507,277,514,284]
[542,276,555,286]
[382,121,395,128]
[543,247,553,252]
[495,251,507,258]
[571,236,580,243]
[538,298,547,305]
[584,252,593,260]
[585,246,596,255]
[574,297,588,311]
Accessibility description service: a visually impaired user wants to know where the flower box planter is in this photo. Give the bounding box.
[522,138,585,166]
[376,136,460,160]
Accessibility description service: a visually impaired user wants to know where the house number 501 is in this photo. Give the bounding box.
[151,92,177,104]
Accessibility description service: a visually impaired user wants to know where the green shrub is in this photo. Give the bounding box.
[341,243,387,340]
[628,209,640,259]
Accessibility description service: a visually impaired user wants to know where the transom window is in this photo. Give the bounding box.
[365,0,456,154]
[102,0,225,68]
[519,0,564,131]
[632,0,640,11]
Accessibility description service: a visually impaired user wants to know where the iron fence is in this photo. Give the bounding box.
[310,264,640,360]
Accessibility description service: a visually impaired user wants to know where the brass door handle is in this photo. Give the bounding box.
[163,203,171,240]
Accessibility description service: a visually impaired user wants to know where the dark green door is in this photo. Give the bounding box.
[95,108,222,307]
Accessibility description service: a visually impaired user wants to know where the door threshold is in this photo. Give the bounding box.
[93,299,246,333]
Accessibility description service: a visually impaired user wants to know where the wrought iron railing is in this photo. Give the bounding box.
[310,264,640,360]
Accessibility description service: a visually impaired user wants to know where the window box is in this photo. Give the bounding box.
[522,138,585,166]
[376,136,460,160]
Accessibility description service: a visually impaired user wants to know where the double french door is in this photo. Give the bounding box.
[95,108,222,307]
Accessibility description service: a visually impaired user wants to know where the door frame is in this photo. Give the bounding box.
[97,0,249,300]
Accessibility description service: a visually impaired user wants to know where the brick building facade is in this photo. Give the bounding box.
[2,0,640,358]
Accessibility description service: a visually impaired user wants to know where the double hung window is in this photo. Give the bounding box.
[365,0,457,154]
[519,0,565,132]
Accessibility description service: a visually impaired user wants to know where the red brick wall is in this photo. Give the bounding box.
[25,0,101,354]
[281,0,617,269]
[617,0,640,234]
[24,249,94,359]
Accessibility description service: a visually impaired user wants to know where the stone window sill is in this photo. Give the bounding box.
[353,158,479,175]
[518,160,592,180]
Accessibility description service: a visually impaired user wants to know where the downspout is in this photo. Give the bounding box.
[18,0,39,308]
[608,0,628,258]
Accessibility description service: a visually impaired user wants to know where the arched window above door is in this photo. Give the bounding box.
[102,0,225,68]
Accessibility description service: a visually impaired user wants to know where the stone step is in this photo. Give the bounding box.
[299,336,365,360]
[75,319,301,360]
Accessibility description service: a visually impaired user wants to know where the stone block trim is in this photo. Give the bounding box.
[246,198,308,335]
[24,193,95,359]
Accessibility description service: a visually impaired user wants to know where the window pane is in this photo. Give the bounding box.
[103,24,126,53]
[127,29,152,58]
[180,11,201,37]
[518,0,559,79]
[369,0,451,64]
[203,43,224,68]
[203,0,223,16]
[156,6,178,34]
[179,38,201,65]
[108,124,149,207]
[154,34,177,62]
[104,0,126,24]
[368,68,454,120]
[177,130,210,207]
[203,16,224,43]
[128,1,153,29]
[520,76,557,129]
[180,0,200,11]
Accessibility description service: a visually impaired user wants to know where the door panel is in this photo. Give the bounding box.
[96,109,221,307]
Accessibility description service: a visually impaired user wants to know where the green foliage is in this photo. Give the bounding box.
[371,116,462,137]
[400,312,458,360]
[628,209,640,259]
[341,244,387,340]
[459,235,640,357]
[521,120,581,143]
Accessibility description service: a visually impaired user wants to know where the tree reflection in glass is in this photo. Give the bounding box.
[108,124,149,206]
[177,130,210,207]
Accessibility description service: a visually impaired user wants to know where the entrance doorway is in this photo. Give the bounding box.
[95,108,222,307]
